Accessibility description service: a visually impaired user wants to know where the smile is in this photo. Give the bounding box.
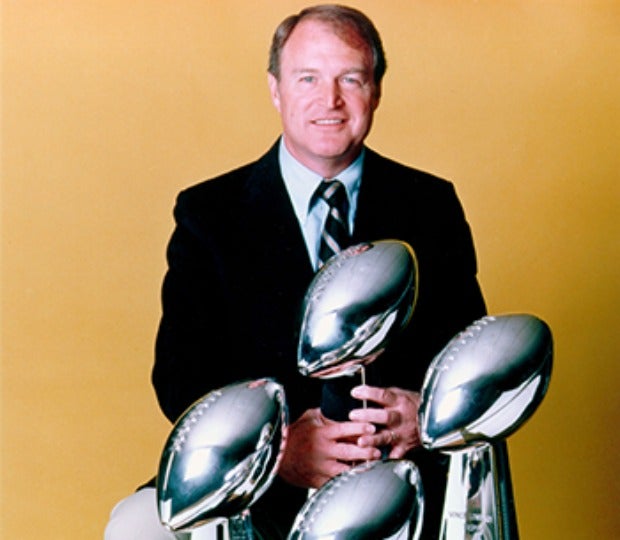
[313,119,345,125]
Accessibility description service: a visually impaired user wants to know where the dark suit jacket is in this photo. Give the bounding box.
[151,139,486,538]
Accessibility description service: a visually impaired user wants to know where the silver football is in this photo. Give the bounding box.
[298,240,418,378]
[419,314,553,450]
[156,378,287,531]
[288,459,424,540]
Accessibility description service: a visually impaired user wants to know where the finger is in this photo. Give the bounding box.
[348,407,389,425]
[321,460,351,481]
[387,429,397,444]
[388,445,407,460]
[335,441,382,463]
[325,420,376,440]
[350,384,380,403]
[351,384,395,406]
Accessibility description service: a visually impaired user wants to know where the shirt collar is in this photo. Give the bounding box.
[278,137,364,225]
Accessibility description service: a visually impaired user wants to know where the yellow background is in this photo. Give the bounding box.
[2,1,619,538]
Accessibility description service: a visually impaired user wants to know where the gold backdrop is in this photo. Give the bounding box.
[2,1,619,538]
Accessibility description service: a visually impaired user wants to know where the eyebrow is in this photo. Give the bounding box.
[292,67,368,76]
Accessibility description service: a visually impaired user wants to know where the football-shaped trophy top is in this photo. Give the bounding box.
[419,314,553,450]
[288,459,424,540]
[298,239,418,379]
[157,379,287,532]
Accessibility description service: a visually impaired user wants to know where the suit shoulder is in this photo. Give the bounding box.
[178,162,254,204]
[364,148,457,197]
[175,142,280,212]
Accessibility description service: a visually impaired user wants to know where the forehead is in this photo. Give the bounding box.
[281,18,373,67]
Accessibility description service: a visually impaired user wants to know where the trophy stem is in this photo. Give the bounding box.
[439,441,519,540]
[181,521,223,540]
[495,441,519,539]
[358,365,368,409]
[228,510,254,540]
[186,511,253,540]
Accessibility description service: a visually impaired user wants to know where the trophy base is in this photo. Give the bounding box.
[185,510,253,540]
[439,441,519,540]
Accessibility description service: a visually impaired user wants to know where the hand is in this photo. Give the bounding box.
[348,385,422,459]
[278,407,382,489]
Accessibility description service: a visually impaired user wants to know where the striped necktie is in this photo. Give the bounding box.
[312,179,350,267]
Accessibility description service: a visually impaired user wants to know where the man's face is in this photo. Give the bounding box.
[268,19,380,178]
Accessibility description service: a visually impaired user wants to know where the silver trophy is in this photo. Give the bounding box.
[293,240,423,537]
[156,378,288,539]
[418,314,553,539]
[288,459,425,540]
[298,239,418,387]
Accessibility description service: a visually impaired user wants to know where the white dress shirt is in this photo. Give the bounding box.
[278,137,363,270]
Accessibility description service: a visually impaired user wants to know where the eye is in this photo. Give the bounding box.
[300,75,316,83]
[341,75,365,87]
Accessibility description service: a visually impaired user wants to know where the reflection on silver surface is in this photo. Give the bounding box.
[439,442,506,540]
[156,379,288,533]
[418,314,553,539]
[288,459,424,540]
[298,240,418,379]
[419,314,553,449]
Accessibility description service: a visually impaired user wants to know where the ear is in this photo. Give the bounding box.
[267,72,281,112]
[372,83,382,110]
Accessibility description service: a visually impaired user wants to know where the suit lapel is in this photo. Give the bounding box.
[237,142,316,290]
[353,149,398,243]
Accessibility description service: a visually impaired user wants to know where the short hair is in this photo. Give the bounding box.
[268,4,387,86]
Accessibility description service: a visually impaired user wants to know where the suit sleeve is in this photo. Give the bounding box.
[152,190,237,423]
[390,179,487,392]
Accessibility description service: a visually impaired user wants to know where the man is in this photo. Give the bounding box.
[105,5,486,539]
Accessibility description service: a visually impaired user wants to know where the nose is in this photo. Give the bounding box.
[322,80,343,108]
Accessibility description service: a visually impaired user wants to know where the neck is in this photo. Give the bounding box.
[282,138,362,179]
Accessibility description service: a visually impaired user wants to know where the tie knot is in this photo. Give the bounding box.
[313,179,349,213]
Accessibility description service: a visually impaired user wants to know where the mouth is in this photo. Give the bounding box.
[312,118,345,126]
